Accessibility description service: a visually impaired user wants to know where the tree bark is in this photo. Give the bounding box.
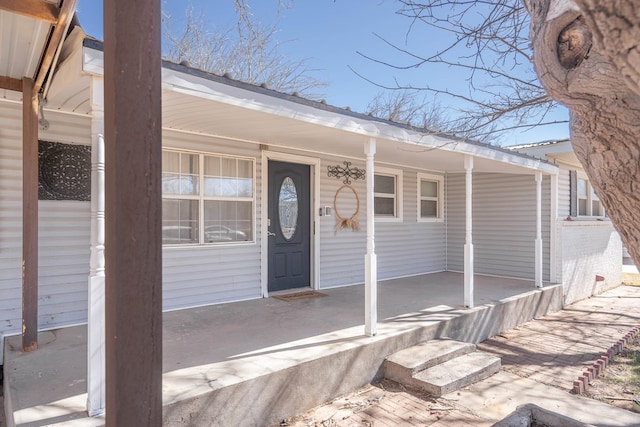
[525,0,640,267]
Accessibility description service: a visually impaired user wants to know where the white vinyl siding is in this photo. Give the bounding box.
[446,173,551,281]
[0,102,92,359]
[557,166,571,218]
[320,159,445,288]
[161,130,262,310]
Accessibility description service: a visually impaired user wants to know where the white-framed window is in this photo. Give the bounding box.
[571,170,605,218]
[417,173,444,222]
[162,149,255,245]
[374,167,402,221]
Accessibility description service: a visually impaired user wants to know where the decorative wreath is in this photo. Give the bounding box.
[333,185,360,232]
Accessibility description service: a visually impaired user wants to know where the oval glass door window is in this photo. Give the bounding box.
[279,177,298,240]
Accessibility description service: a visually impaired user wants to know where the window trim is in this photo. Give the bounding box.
[162,148,256,246]
[570,170,606,220]
[374,166,403,222]
[417,173,444,222]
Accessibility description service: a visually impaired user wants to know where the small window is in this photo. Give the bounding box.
[418,173,444,221]
[578,178,588,216]
[571,170,605,218]
[374,168,402,220]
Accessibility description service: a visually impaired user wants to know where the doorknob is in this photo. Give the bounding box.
[267,231,276,237]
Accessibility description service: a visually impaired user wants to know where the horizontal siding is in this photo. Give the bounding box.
[161,130,263,309]
[447,173,551,281]
[557,165,571,218]
[319,158,446,288]
[0,101,92,343]
[319,156,367,287]
[375,170,445,279]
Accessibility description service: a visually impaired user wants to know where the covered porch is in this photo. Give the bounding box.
[4,272,562,426]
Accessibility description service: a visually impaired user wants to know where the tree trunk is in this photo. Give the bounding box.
[525,0,640,267]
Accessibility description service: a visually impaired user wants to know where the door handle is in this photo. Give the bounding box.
[267,231,276,237]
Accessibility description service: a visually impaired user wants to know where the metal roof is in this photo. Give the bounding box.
[0,0,78,100]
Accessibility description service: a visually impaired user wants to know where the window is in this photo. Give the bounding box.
[418,173,444,221]
[570,170,605,218]
[162,150,254,245]
[374,168,402,220]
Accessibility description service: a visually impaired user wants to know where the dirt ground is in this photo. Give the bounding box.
[277,379,467,427]
[584,332,640,414]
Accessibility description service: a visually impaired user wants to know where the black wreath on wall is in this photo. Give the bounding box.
[38,140,91,201]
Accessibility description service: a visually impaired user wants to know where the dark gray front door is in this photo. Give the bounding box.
[268,160,311,292]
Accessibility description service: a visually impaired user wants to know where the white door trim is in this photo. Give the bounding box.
[261,150,321,297]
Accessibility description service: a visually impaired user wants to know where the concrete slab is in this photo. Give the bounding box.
[446,370,640,427]
[3,272,562,426]
[384,339,475,384]
[414,351,501,396]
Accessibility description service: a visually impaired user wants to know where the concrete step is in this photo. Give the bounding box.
[412,351,501,396]
[384,339,476,385]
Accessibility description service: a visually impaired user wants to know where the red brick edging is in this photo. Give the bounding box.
[572,326,640,394]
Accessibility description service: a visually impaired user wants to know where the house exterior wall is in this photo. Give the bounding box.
[0,101,92,359]
[558,221,622,304]
[512,145,624,304]
[446,173,551,281]
[319,159,446,288]
[554,163,622,304]
[161,130,263,310]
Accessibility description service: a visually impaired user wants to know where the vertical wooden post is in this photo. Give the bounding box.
[535,172,543,288]
[364,138,377,336]
[104,0,163,425]
[464,155,474,308]
[22,77,38,352]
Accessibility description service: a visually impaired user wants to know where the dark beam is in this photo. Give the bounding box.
[33,0,77,92]
[104,0,163,425]
[22,77,38,352]
[0,0,59,24]
[0,76,23,92]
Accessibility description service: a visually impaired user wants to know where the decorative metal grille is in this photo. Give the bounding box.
[327,161,365,185]
[38,140,91,201]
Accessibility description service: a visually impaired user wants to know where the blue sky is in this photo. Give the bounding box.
[75,1,569,145]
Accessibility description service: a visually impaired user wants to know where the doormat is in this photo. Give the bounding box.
[272,290,328,302]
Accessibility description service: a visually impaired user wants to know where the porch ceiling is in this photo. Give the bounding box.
[160,88,552,175]
[44,39,556,176]
[0,0,78,99]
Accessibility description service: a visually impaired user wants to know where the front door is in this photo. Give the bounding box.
[268,160,311,292]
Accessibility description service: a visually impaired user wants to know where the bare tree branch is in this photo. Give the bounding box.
[163,3,327,99]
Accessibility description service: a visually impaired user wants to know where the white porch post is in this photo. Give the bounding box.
[464,155,474,308]
[549,173,558,284]
[87,77,106,416]
[535,172,543,288]
[364,138,377,336]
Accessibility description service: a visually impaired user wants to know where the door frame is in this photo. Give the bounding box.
[261,150,321,297]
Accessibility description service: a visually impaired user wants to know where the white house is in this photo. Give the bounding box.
[510,140,623,303]
[0,20,624,365]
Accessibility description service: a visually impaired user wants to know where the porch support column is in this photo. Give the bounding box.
[87,76,106,416]
[535,172,543,288]
[464,155,474,308]
[22,77,38,352]
[549,173,558,284]
[104,0,163,425]
[364,138,377,336]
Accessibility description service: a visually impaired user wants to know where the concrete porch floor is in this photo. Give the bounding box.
[3,272,562,426]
